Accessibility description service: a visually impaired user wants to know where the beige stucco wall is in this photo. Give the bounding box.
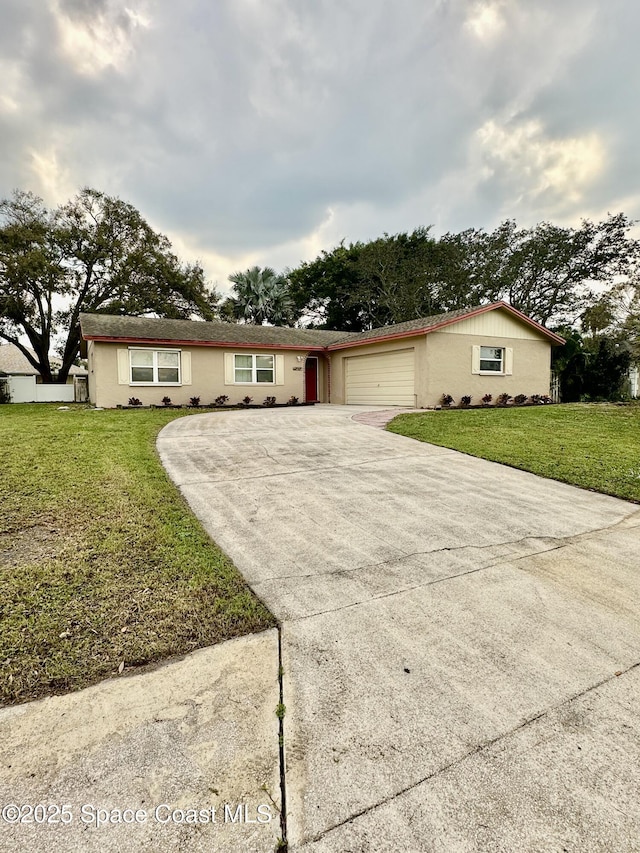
[87,306,556,409]
[89,341,312,408]
[329,308,555,407]
[424,331,552,407]
[329,337,427,405]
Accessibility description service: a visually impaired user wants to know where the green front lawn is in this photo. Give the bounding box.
[387,403,640,503]
[0,404,275,705]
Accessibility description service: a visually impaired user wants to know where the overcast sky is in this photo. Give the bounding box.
[2,0,639,297]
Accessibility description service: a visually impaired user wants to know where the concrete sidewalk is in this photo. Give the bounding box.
[158,405,640,851]
[0,631,282,853]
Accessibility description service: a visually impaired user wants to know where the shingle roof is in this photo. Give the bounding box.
[80,302,564,351]
[80,313,355,348]
[0,343,87,376]
[327,306,483,347]
[0,344,37,375]
[0,343,38,376]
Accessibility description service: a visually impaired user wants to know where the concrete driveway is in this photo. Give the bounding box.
[158,405,640,852]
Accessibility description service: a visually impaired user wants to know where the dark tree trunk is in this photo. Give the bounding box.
[56,323,82,384]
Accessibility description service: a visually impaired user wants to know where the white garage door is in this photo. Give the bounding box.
[345,349,415,406]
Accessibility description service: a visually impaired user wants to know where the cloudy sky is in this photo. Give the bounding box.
[1,0,638,296]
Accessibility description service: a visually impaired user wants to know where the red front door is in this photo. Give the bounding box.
[305,357,318,402]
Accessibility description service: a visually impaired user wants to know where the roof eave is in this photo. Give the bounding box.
[327,326,434,351]
[83,334,327,352]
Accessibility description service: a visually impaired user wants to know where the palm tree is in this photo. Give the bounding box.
[226,266,295,325]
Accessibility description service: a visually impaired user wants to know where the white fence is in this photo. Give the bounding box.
[8,376,75,403]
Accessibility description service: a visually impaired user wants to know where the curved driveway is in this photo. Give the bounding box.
[158,405,640,851]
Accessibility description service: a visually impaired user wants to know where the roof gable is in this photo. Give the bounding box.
[437,307,551,341]
[326,302,565,349]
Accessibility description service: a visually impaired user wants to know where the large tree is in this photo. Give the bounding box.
[288,228,445,331]
[0,188,218,382]
[352,227,445,327]
[287,242,365,330]
[474,215,640,326]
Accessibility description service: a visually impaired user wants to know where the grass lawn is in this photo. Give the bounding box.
[0,403,275,705]
[387,403,640,504]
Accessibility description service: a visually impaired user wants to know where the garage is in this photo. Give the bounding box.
[345,349,415,406]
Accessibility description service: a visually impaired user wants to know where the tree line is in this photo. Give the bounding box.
[1,187,638,399]
[282,217,639,332]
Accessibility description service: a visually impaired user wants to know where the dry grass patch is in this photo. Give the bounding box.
[0,404,275,705]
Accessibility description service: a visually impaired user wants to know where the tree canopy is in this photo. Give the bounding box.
[0,188,218,382]
[286,215,640,332]
[287,227,445,331]
[222,266,296,325]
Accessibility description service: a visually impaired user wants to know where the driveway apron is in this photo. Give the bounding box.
[158,405,640,851]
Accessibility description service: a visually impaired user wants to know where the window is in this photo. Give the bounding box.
[472,345,512,375]
[479,346,503,372]
[129,349,181,384]
[234,353,274,383]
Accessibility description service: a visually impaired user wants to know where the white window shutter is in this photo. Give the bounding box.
[504,348,513,375]
[181,351,191,385]
[117,349,129,385]
[471,345,481,374]
[224,353,235,385]
[275,354,285,385]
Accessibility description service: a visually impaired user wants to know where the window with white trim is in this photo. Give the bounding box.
[479,346,503,372]
[234,353,274,384]
[129,349,181,384]
[472,345,513,376]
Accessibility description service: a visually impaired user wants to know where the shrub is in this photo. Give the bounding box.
[459,395,472,407]
[513,394,528,405]
[214,395,229,406]
[263,396,277,406]
[189,396,201,407]
[481,393,492,405]
[440,393,454,407]
[496,393,512,406]
[287,396,299,406]
[0,380,10,404]
[161,396,172,407]
[128,397,142,407]
[241,396,253,406]
[530,394,553,405]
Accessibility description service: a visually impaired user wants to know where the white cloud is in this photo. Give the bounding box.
[475,119,606,207]
[51,0,149,76]
[28,144,75,202]
[0,61,22,114]
[464,1,508,41]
